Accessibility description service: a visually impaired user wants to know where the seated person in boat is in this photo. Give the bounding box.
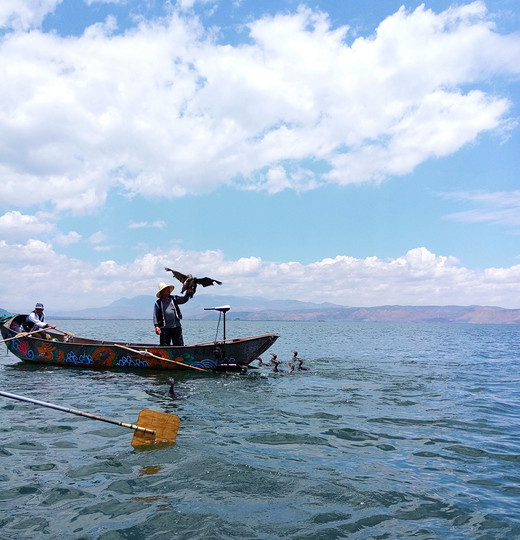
[24,303,56,338]
[153,282,192,346]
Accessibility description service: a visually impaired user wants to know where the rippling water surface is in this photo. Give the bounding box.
[1,320,519,539]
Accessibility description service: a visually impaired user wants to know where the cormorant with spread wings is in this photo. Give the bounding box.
[164,267,222,298]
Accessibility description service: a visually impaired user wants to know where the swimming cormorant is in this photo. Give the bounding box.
[272,359,285,373]
[296,359,310,371]
[168,377,185,398]
[293,351,310,370]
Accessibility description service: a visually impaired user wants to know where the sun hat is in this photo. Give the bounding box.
[156,282,174,298]
[35,303,44,310]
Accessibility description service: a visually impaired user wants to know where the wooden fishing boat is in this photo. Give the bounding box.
[0,308,278,372]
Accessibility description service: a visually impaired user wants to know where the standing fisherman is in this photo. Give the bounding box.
[153,282,192,346]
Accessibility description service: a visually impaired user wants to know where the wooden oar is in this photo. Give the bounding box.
[0,390,180,448]
[115,344,208,372]
[0,327,51,344]
[53,327,76,337]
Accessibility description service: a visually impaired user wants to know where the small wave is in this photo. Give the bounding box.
[247,433,329,446]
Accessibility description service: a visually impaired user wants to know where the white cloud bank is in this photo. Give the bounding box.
[1,243,519,311]
[0,1,519,215]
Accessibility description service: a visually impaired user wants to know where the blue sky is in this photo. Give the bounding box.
[1,0,519,312]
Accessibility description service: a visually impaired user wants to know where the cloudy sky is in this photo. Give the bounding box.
[1,0,519,313]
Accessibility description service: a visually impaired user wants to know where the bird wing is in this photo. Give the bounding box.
[164,268,188,283]
[195,277,223,287]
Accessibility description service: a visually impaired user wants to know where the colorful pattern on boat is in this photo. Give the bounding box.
[114,355,149,368]
[7,339,219,369]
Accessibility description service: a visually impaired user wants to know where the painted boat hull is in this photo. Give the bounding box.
[1,315,279,371]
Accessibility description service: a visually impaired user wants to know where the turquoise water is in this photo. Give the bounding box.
[1,319,519,539]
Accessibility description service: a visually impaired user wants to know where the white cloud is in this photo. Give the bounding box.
[442,190,520,230]
[1,243,519,311]
[175,0,216,10]
[85,0,125,5]
[54,231,82,245]
[0,2,519,215]
[0,210,55,242]
[88,231,108,244]
[0,0,61,31]
[129,220,166,229]
[326,89,510,185]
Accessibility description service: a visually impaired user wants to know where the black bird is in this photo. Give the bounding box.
[288,362,295,374]
[270,353,280,369]
[296,359,310,371]
[168,377,185,398]
[272,359,284,373]
[164,268,222,298]
[293,351,310,370]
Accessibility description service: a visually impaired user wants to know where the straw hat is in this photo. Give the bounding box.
[156,282,174,298]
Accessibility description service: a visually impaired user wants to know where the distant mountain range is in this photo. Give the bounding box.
[2,295,520,324]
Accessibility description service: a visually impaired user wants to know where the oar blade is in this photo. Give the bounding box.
[131,409,180,448]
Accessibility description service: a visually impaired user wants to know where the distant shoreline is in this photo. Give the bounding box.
[3,301,520,325]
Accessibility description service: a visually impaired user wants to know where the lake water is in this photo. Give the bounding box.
[1,319,519,539]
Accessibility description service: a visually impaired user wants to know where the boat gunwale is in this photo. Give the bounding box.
[8,332,279,349]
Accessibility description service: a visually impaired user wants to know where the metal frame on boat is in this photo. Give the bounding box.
[0,307,278,372]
